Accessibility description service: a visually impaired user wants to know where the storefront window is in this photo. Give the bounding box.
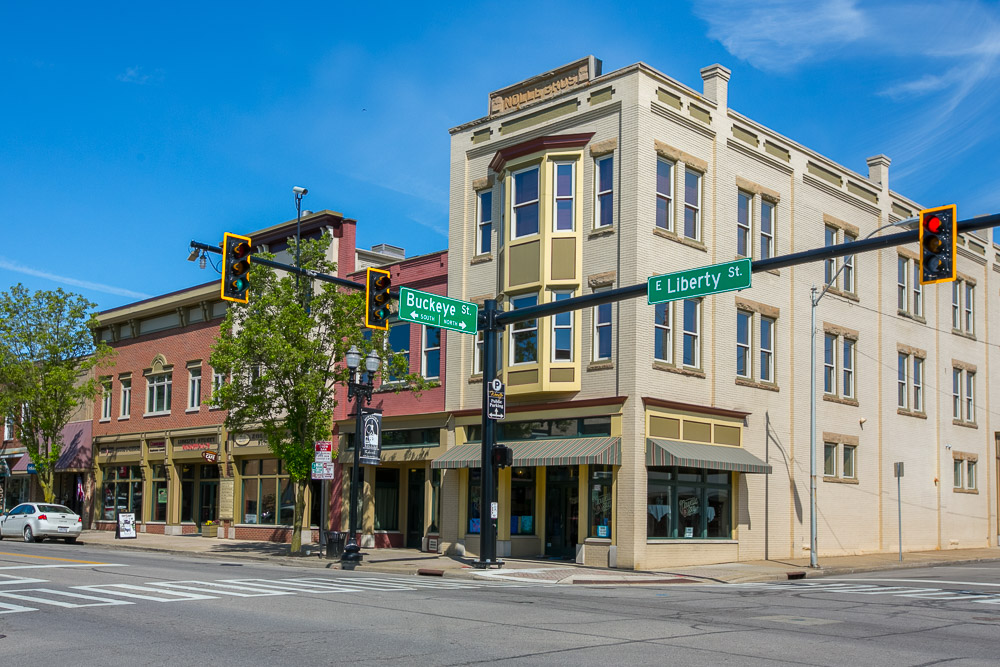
[309,479,321,528]
[241,458,289,525]
[510,467,535,535]
[647,466,731,539]
[101,465,143,521]
[466,416,612,443]
[468,468,481,534]
[180,464,195,522]
[374,468,399,531]
[150,465,167,522]
[589,465,613,538]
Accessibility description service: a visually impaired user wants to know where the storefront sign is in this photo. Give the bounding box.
[117,512,137,539]
[359,409,383,466]
[26,462,36,474]
[488,56,601,117]
[99,444,141,457]
[233,431,265,447]
[147,440,166,454]
[202,451,219,464]
[311,462,336,480]
[179,442,212,451]
[218,478,234,521]
[314,441,333,463]
[597,525,610,538]
[0,459,8,478]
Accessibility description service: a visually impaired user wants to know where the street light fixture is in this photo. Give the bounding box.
[342,344,380,567]
[293,186,308,297]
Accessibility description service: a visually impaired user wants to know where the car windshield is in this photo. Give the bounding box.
[38,505,73,514]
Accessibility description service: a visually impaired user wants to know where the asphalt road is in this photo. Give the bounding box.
[1,541,999,666]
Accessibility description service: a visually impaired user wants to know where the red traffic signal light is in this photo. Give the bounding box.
[491,444,513,469]
[221,232,253,303]
[919,205,956,285]
[365,268,392,330]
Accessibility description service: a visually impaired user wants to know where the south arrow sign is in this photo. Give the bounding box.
[398,287,479,335]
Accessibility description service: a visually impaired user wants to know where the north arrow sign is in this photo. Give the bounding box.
[399,287,479,335]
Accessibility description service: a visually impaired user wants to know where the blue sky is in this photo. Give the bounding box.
[2,1,998,311]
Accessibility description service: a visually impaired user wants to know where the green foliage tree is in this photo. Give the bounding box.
[210,233,422,555]
[0,284,111,504]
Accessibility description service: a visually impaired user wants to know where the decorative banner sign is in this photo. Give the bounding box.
[202,451,219,464]
[26,462,36,474]
[398,287,478,335]
[314,440,333,463]
[311,461,336,480]
[0,459,9,478]
[359,409,383,466]
[116,512,137,539]
[487,377,505,421]
[648,258,752,304]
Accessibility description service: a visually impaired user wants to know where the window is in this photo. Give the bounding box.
[823,332,856,400]
[682,299,700,368]
[101,465,143,521]
[952,457,977,491]
[3,414,13,441]
[653,302,672,363]
[842,338,855,398]
[842,445,856,479]
[950,279,974,334]
[897,256,908,312]
[212,368,225,394]
[760,200,774,260]
[843,231,856,293]
[952,282,961,329]
[119,378,131,418]
[967,460,977,490]
[551,291,574,362]
[964,282,975,335]
[912,260,923,317]
[593,289,612,361]
[824,226,837,286]
[897,256,923,317]
[913,357,923,412]
[897,352,924,414]
[473,330,484,376]
[510,467,536,535]
[465,416,612,443]
[655,158,673,230]
[187,365,202,410]
[760,316,774,383]
[735,310,776,384]
[553,162,575,231]
[589,465,613,538]
[647,467,731,539]
[476,190,492,255]
[897,353,908,410]
[823,334,836,395]
[510,294,538,365]
[100,378,112,420]
[512,166,539,239]
[387,322,411,381]
[824,226,856,293]
[953,459,963,488]
[953,367,976,423]
[241,459,294,525]
[146,373,172,414]
[824,443,837,476]
[422,326,441,379]
[824,442,856,480]
[150,464,167,522]
[683,169,701,240]
[595,155,614,228]
[737,190,752,257]
[736,310,751,378]
[373,468,399,531]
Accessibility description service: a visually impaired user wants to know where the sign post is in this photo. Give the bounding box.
[398,287,478,335]
[894,462,904,562]
[648,258,752,304]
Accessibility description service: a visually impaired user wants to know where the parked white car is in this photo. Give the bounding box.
[0,503,83,543]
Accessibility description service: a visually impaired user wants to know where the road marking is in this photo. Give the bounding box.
[0,574,47,586]
[823,577,1000,588]
[0,563,128,570]
[0,588,132,608]
[0,552,108,564]
[0,600,37,614]
[154,580,295,597]
[75,584,220,602]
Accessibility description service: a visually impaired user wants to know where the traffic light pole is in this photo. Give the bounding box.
[474,299,501,568]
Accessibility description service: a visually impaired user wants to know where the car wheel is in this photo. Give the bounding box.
[23,526,41,543]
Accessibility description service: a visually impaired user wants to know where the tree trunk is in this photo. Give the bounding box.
[39,469,54,503]
[289,477,308,555]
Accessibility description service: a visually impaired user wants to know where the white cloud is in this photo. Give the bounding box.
[0,258,153,299]
[117,66,156,85]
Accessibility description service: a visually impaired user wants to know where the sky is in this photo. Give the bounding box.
[2,1,998,311]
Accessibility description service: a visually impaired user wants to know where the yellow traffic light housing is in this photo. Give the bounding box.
[365,267,392,330]
[221,232,253,303]
[919,205,956,285]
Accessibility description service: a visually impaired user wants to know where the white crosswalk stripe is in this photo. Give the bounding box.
[0,588,133,608]
[733,581,1000,605]
[74,584,220,602]
[152,580,295,597]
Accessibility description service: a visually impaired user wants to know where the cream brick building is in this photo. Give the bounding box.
[435,56,999,570]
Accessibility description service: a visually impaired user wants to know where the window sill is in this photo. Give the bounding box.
[951,329,977,341]
[823,394,859,407]
[824,286,859,302]
[118,416,130,421]
[588,226,615,240]
[186,407,200,414]
[735,377,779,392]
[897,408,927,419]
[144,411,172,418]
[823,476,859,485]
[953,487,979,495]
[99,418,111,423]
[653,227,707,252]
[471,253,493,266]
[898,310,926,324]
[653,361,705,379]
[468,374,483,384]
[584,537,612,544]
[587,361,614,372]
[953,419,978,429]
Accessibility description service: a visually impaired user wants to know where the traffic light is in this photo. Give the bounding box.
[221,232,253,303]
[919,205,956,285]
[365,267,392,330]
[491,444,513,469]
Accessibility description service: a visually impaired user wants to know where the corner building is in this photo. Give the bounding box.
[440,56,1000,569]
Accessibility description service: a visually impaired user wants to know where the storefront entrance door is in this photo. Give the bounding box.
[406,468,425,549]
[545,466,578,559]
[198,481,218,530]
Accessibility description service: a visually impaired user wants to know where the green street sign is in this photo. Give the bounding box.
[648,258,752,304]
[399,287,479,335]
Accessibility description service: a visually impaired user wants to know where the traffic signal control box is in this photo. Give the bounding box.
[491,444,513,469]
[919,205,956,285]
[221,232,253,303]
[365,267,392,330]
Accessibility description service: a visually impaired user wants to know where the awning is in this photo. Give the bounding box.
[646,438,771,474]
[432,437,620,469]
[55,421,93,472]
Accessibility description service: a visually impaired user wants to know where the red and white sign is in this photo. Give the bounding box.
[314,440,333,463]
[202,451,219,464]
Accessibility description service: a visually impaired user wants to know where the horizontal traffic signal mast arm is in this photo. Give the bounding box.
[493,211,1000,329]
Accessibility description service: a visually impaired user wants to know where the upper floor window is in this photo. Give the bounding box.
[824,441,857,480]
[146,373,172,415]
[952,280,975,335]
[952,367,976,423]
[3,414,13,441]
[682,299,701,368]
[422,326,441,379]
[736,310,776,384]
[655,158,673,231]
[595,155,614,229]
[683,169,702,241]
[187,365,202,410]
[476,190,492,255]
[387,322,411,382]
[551,291,574,362]
[824,226,856,293]
[592,288,612,361]
[512,166,539,239]
[824,332,856,400]
[120,377,132,418]
[553,162,575,232]
[897,352,924,414]
[653,302,672,363]
[897,256,923,317]
[760,200,775,260]
[953,456,977,491]
[212,368,225,394]
[100,378,113,420]
[737,190,752,257]
[510,294,538,365]
[473,330,484,376]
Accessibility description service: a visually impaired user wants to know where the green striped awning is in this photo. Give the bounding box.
[646,438,771,474]
[432,437,620,469]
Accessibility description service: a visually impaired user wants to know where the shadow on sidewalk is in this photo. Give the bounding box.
[204,541,316,558]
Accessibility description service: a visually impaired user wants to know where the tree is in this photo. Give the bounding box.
[0,284,110,503]
[210,233,421,555]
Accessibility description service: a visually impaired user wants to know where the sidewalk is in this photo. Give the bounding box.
[73,530,1000,585]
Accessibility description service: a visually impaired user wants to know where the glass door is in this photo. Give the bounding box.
[544,466,579,559]
[406,468,425,549]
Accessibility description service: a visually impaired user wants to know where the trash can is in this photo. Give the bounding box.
[326,531,345,559]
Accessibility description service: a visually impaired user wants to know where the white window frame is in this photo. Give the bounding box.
[683,168,702,241]
[964,282,974,334]
[146,373,172,415]
[736,309,751,379]
[842,231,856,293]
[512,165,540,240]
[760,199,775,260]
[897,256,908,312]
[473,330,484,376]
[187,365,202,411]
[823,333,837,395]
[509,294,539,366]
[824,226,838,286]
[119,377,132,418]
[897,352,908,410]
[3,414,12,441]
[760,316,775,384]
[595,155,614,229]
[737,190,753,258]
[476,189,493,255]
[912,357,923,413]
[967,460,977,490]
[824,442,838,477]
[655,158,673,231]
[952,282,961,329]
[653,302,672,363]
[212,368,225,394]
[912,260,923,317]
[553,162,575,232]
[421,326,441,380]
[101,378,113,421]
[551,290,574,362]
[682,299,701,369]
[842,337,855,399]
[953,459,964,489]
[842,444,856,479]
[952,368,962,420]
[965,371,975,423]
[592,288,613,362]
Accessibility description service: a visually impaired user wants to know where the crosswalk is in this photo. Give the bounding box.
[732,580,1000,605]
[0,574,538,615]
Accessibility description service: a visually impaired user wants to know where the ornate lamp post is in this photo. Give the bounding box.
[342,345,380,565]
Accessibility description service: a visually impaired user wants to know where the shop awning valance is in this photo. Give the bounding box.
[431,437,620,469]
[646,438,771,474]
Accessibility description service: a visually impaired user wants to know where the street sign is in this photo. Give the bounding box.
[487,378,505,420]
[894,462,904,478]
[312,461,336,480]
[314,440,333,463]
[648,258,752,304]
[398,287,478,335]
[26,462,36,474]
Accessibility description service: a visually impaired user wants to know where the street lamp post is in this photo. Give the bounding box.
[293,186,308,296]
[342,345,380,566]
